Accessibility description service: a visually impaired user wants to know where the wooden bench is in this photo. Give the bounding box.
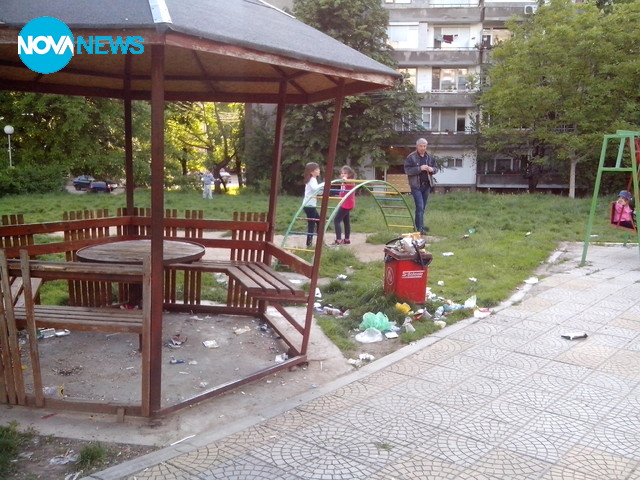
[168,259,306,303]
[9,276,43,307]
[13,305,142,334]
[5,255,148,336]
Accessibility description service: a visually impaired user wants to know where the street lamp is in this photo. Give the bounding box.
[4,125,14,168]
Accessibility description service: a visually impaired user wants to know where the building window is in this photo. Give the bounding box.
[453,158,463,168]
[421,107,431,130]
[388,23,419,49]
[432,68,469,91]
[430,108,469,133]
[398,68,417,90]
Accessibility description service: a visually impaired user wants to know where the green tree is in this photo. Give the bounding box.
[478,0,640,196]
[166,102,244,191]
[246,0,420,194]
[0,92,152,193]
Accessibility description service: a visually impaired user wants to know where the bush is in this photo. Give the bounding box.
[0,164,67,196]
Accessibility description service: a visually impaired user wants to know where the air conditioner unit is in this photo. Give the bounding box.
[524,5,538,14]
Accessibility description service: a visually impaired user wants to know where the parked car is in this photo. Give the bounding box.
[87,181,113,193]
[72,175,95,190]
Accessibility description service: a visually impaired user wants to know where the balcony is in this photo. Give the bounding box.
[388,7,482,23]
[393,49,481,66]
[385,130,478,148]
[422,91,477,108]
[477,173,568,190]
[483,4,537,25]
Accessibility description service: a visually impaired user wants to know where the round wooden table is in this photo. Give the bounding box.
[76,239,205,265]
[76,239,206,308]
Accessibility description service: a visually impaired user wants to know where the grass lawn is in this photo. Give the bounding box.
[0,188,631,353]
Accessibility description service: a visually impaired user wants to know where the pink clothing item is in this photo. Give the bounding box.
[613,201,633,223]
[339,182,355,210]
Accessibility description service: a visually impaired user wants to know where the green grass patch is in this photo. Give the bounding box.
[1,189,631,354]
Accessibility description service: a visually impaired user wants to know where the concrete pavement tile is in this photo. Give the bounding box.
[432,387,493,411]
[476,363,531,384]
[417,364,476,386]
[329,377,391,403]
[257,406,326,435]
[287,420,414,469]
[501,428,579,463]
[538,465,601,480]
[470,447,552,479]
[439,353,494,374]
[545,398,610,424]
[497,350,550,370]
[295,392,361,417]
[464,345,512,363]
[368,454,497,480]
[559,278,602,291]
[501,384,563,410]
[611,316,640,332]
[510,296,556,312]
[515,336,573,359]
[457,376,513,397]
[411,431,494,467]
[620,305,640,322]
[195,453,301,479]
[537,360,592,381]
[448,416,513,446]
[523,372,578,396]
[599,350,640,381]
[248,425,385,479]
[492,306,536,319]
[537,287,582,302]
[582,370,636,393]
[386,377,449,401]
[559,445,639,479]
[484,333,538,350]
[588,332,635,349]
[326,404,443,444]
[517,410,592,437]
[385,357,437,376]
[409,338,473,363]
[555,343,618,368]
[481,400,546,427]
[123,461,193,480]
[357,369,411,390]
[595,297,640,312]
[601,407,640,438]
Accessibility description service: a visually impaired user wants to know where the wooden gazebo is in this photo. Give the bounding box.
[0,0,400,417]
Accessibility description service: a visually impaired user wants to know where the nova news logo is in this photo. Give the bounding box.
[18,16,144,74]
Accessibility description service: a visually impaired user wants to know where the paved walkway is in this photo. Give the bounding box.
[85,243,640,480]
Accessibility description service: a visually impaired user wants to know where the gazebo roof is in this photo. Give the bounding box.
[0,0,400,103]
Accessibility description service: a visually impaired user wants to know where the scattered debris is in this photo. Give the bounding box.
[202,340,219,349]
[355,327,384,343]
[49,449,79,465]
[561,332,588,340]
[442,252,454,257]
[524,277,539,285]
[233,326,251,335]
[275,353,288,363]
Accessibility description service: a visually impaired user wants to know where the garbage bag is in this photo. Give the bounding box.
[355,328,384,343]
[359,312,394,332]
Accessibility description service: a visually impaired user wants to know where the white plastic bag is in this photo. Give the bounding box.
[355,327,384,343]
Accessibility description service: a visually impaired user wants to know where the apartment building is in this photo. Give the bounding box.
[382,0,556,191]
[260,0,565,192]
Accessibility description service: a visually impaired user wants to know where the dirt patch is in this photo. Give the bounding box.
[8,434,155,480]
[4,232,415,478]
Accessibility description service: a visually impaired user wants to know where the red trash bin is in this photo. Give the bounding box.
[384,246,433,304]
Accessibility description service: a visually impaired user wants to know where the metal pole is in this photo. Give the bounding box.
[6,134,11,168]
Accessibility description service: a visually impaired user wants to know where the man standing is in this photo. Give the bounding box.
[404,138,438,234]
[202,169,214,199]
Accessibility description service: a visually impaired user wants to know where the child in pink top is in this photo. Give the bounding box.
[333,166,356,245]
[613,190,635,229]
